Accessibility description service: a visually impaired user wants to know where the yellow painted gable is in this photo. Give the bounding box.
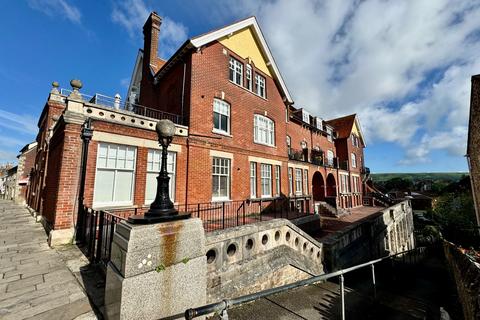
[352,121,360,136]
[219,27,272,77]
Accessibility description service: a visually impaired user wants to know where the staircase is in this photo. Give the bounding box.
[317,201,350,218]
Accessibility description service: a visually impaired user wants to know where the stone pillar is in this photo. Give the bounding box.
[105,218,207,320]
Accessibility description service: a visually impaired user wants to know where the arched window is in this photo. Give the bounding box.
[351,153,357,168]
[254,115,275,146]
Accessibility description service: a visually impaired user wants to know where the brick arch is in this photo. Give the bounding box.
[326,173,337,197]
[312,171,325,201]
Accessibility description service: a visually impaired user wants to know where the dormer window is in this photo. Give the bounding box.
[229,57,243,86]
[255,74,266,98]
[316,117,323,130]
[302,110,310,124]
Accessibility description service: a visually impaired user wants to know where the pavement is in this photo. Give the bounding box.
[0,200,96,320]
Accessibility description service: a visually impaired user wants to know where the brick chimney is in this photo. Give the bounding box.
[143,11,162,73]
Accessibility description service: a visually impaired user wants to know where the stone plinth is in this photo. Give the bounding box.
[104,217,206,320]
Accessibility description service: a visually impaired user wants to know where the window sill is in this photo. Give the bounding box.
[253,141,276,148]
[228,80,268,101]
[211,198,231,203]
[92,203,134,210]
[212,129,233,137]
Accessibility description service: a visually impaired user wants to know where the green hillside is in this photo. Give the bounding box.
[370,172,468,183]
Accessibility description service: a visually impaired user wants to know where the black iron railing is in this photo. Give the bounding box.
[76,197,312,265]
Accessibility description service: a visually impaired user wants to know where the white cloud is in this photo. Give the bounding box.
[27,0,82,24]
[0,108,38,135]
[111,0,188,58]
[202,0,480,166]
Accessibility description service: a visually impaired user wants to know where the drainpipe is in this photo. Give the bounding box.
[181,62,186,124]
[75,118,93,242]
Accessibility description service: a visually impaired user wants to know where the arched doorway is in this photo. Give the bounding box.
[312,171,325,201]
[326,173,337,197]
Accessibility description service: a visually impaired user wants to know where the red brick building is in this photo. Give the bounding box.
[26,13,372,244]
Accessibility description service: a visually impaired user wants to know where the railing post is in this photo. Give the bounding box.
[273,198,276,219]
[371,264,376,299]
[259,200,262,221]
[222,202,225,229]
[236,202,240,226]
[339,274,345,320]
[95,210,105,264]
[242,200,246,225]
[197,203,201,218]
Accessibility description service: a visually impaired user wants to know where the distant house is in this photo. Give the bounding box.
[467,74,480,228]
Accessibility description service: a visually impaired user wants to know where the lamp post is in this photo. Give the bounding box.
[128,119,190,224]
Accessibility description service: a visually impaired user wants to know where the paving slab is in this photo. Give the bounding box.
[0,200,96,319]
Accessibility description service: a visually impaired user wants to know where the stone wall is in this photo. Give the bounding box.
[444,241,480,320]
[205,218,324,302]
[322,200,415,271]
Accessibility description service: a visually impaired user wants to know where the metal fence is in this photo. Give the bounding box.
[77,197,313,267]
[60,89,183,125]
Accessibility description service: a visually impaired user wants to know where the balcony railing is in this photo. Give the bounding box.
[60,89,183,125]
[362,167,371,175]
[288,148,339,168]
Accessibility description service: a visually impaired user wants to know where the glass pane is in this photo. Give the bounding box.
[114,171,133,202]
[98,144,108,157]
[94,169,114,203]
[213,112,220,130]
[145,172,157,203]
[212,176,219,197]
[220,176,228,197]
[220,115,228,132]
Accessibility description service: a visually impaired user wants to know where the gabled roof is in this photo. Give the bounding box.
[154,16,293,104]
[326,114,366,146]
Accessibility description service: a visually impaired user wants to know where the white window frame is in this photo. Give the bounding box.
[275,165,281,196]
[288,168,293,196]
[260,164,272,197]
[340,174,350,193]
[327,150,334,166]
[302,110,310,124]
[213,99,230,135]
[303,169,308,195]
[250,162,256,198]
[212,157,231,201]
[246,64,252,91]
[351,153,357,168]
[93,143,136,207]
[145,150,176,204]
[229,57,243,86]
[255,73,266,98]
[254,114,275,146]
[295,169,303,195]
[327,128,333,142]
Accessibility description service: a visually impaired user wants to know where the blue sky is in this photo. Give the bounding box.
[0,0,478,173]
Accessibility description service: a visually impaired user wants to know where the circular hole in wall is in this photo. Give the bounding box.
[303,243,307,251]
[149,123,153,127]
[317,251,321,259]
[227,243,237,257]
[262,234,268,245]
[245,238,254,250]
[121,116,126,121]
[179,129,183,133]
[131,119,135,123]
[206,249,216,264]
[286,232,291,241]
[275,231,281,241]
[140,121,145,125]
[99,112,104,116]
[310,248,314,255]
[295,238,299,247]
[110,114,115,119]
[86,108,92,114]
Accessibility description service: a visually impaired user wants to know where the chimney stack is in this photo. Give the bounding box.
[143,11,162,74]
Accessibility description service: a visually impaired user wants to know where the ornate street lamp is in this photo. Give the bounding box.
[129,119,190,224]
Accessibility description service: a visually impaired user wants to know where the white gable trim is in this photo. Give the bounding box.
[190,17,293,104]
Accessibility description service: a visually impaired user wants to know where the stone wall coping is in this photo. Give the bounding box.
[206,218,322,250]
